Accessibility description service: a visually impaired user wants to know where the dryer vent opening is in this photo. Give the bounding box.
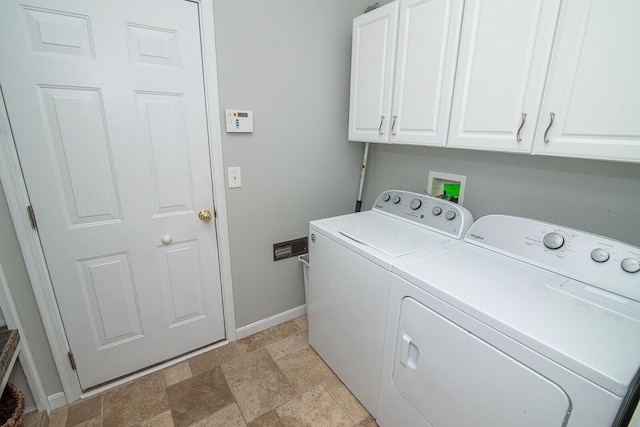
[273,237,308,261]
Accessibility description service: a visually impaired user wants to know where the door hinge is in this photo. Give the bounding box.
[27,205,37,230]
[68,351,77,370]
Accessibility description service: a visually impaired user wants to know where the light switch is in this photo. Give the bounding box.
[228,167,241,188]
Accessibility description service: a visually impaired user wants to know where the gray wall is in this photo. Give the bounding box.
[213,0,374,327]
[212,0,640,329]
[361,144,640,246]
[0,183,62,398]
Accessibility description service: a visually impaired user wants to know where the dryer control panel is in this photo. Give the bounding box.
[465,215,640,302]
[373,190,474,239]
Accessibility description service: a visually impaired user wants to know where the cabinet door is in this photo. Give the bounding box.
[448,0,560,152]
[348,2,398,142]
[390,0,463,146]
[533,0,640,162]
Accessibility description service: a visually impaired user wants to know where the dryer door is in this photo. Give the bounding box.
[391,297,571,426]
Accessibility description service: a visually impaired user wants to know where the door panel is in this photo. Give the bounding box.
[127,24,180,68]
[23,7,94,58]
[0,0,225,389]
[78,253,143,348]
[158,240,207,326]
[39,86,122,226]
[137,92,195,215]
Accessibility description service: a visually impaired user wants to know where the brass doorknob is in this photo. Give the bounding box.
[198,209,212,222]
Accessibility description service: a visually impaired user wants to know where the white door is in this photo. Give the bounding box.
[348,2,399,143]
[390,0,463,146]
[0,0,225,390]
[447,0,560,153]
[532,0,640,162]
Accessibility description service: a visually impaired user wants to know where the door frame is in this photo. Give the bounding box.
[0,0,235,406]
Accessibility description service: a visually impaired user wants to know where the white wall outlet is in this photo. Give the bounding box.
[427,171,467,205]
[228,167,242,188]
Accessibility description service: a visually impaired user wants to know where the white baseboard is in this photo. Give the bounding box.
[235,305,306,340]
[48,392,67,410]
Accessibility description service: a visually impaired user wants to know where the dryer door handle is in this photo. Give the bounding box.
[400,333,419,370]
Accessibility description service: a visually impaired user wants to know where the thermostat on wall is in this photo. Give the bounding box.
[225,109,254,133]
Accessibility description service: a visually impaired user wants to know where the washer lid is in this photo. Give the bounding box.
[393,244,640,397]
[316,211,449,258]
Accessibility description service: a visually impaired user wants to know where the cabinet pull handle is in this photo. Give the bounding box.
[378,116,385,135]
[391,115,397,135]
[543,112,555,143]
[516,112,527,142]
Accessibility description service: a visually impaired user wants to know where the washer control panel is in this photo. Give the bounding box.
[373,190,474,239]
[466,215,640,302]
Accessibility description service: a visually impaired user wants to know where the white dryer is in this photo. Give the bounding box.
[308,190,473,417]
[378,215,640,427]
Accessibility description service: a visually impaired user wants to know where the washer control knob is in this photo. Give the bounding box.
[543,232,564,250]
[392,195,401,204]
[590,248,610,263]
[445,210,456,221]
[432,206,442,216]
[621,258,640,273]
[382,193,391,202]
[410,198,422,210]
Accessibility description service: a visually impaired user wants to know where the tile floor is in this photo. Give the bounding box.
[25,315,377,427]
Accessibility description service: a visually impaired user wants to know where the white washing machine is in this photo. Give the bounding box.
[378,215,640,427]
[308,190,474,417]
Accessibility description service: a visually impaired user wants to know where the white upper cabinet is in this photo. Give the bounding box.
[532,0,640,162]
[348,2,399,143]
[348,0,463,145]
[390,0,464,145]
[349,0,640,163]
[447,0,560,153]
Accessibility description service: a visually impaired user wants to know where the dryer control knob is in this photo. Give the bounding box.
[432,206,442,216]
[543,232,564,250]
[445,210,456,220]
[621,258,640,273]
[392,195,401,204]
[410,198,422,210]
[382,193,391,202]
[590,248,610,263]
